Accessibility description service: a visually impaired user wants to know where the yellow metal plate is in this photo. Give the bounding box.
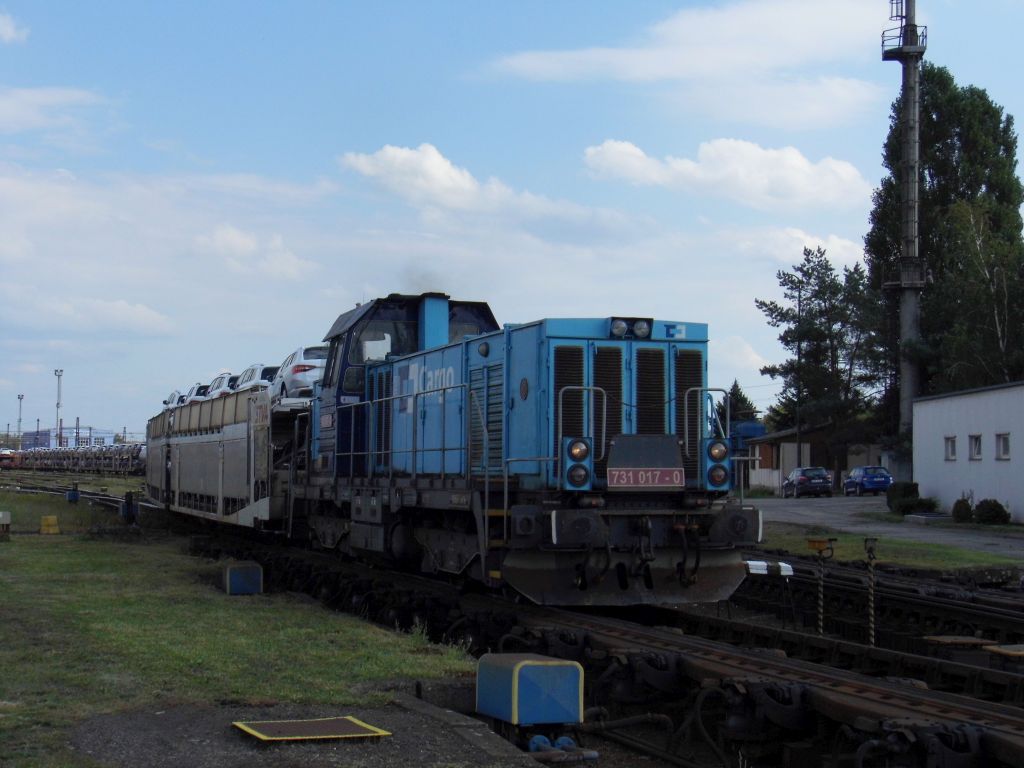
[232,715,391,741]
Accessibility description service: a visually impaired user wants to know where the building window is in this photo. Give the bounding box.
[996,433,1010,460]
[969,434,982,461]
[944,436,956,461]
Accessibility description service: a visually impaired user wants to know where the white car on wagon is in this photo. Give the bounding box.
[272,345,328,398]
[206,372,236,399]
[234,363,279,394]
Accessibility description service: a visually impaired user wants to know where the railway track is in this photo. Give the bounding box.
[9,476,1024,765]
[732,557,1024,648]
[494,602,1024,767]
[0,472,151,517]
[189,531,1024,767]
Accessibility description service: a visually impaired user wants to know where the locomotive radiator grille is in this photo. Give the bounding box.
[470,363,503,473]
[636,348,666,434]
[554,346,585,478]
[593,346,623,480]
[373,370,392,469]
[674,349,704,486]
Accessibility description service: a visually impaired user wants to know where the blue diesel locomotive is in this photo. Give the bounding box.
[146,292,760,605]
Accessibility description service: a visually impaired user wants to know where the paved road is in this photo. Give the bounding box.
[752,495,1024,560]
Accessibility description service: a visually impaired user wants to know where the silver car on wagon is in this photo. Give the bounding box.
[272,345,328,398]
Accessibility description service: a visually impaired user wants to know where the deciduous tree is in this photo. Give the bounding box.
[864,63,1024,426]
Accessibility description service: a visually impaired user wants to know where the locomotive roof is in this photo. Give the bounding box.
[322,292,496,341]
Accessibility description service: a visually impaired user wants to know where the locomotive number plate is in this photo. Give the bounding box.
[607,468,684,489]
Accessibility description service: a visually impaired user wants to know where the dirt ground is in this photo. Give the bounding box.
[69,681,675,768]
[71,687,534,768]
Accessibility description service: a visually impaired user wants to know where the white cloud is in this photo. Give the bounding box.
[342,143,589,219]
[172,174,338,204]
[197,223,259,256]
[0,87,101,133]
[342,143,482,210]
[498,0,878,80]
[733,226,864,268]
[196,224,316,281]
[584,138,871,211]
[678,76,881,131]
[0,284,173,335]
[0,12,28,43]
[710,336,771,372]
[494,0,883,128]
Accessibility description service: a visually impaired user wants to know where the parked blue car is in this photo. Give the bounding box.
[843,466,893,496]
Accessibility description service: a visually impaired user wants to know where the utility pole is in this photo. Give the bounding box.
[795,285,803,468]
[54,369,63,448]
[882,0,927,481]
[17,394,23,449]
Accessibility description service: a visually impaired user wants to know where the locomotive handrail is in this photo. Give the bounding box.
[502,455,558,517]
[681,387,728,458]
[556,385,608,468]
[334,381,490,479]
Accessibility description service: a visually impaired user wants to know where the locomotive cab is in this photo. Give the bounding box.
[315,293,498,477]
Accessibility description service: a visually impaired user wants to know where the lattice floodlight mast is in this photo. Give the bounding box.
[882,0,927,481]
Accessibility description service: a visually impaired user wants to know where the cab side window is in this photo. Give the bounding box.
[325,335,347,388]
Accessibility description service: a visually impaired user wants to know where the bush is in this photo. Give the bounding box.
[951,498,973,523]
[892,496,938,516]
[974,498,1010,525]
[886,481,919,511]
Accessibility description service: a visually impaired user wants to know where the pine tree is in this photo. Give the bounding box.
[716,379,758,429]
[755,246,875,434]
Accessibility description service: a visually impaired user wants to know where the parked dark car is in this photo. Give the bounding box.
[782,466,833,498]
[843,465,893,496]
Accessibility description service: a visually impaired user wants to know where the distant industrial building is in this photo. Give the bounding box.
[20,427,118,450]
[914,382,1022,523]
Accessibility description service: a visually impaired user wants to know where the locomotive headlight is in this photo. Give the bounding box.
[707,441,729,461]
[610,319,628,337]
[633,319,651,338]
[708,465,728,486]
[568,465,590,487]
[568,440,590,461]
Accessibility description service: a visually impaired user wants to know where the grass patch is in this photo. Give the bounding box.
[852,509,906,524]
[931,519,1024,535]
[739,486,777,499]
[0,489,123,532]
[1,470,144,498]
[0,495,474,767]
[760,521,1021,569]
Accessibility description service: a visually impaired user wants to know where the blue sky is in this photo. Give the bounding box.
[1,1,1022,439]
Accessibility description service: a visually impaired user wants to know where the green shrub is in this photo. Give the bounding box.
[974,498,1010,525]
[951,498,973,523]
[892,496,938,516]
[886,481,919,511]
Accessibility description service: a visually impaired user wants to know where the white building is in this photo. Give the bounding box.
[913,382,1022,522]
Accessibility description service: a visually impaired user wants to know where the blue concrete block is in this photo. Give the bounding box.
[475,653,583,726]
[223,561,263,595]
